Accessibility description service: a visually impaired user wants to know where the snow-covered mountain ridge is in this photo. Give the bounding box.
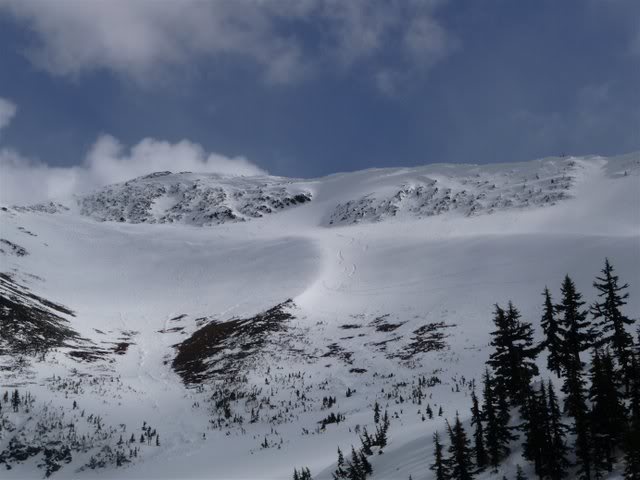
[19,152,639,228]
[0,152,639,479]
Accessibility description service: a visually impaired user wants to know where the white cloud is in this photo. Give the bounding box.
[0,0,456,89]
[0,97,17,131]
[0,101,267,205]
[403,14,456,69]
[85,135,266,182]
[0,0,309,84]
[0,148,86,206]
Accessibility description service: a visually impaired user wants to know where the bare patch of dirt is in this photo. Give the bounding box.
[66,348,110,362]
[112,342,130,355]
[390,322,455,361]
[369,314,406,332]
[349,368,367,374]
[0,273,79,355]
[173,300,295,384]
[321,343,354,364]
[0,239,28,257]
[339,323,362,330]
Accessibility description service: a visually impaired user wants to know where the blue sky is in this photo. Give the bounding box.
[0,0,638,198]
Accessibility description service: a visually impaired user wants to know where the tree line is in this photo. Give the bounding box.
[430,258,639,479]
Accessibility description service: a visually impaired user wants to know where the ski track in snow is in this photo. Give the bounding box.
[0,152,639,479]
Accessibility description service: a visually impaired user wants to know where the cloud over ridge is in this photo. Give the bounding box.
[0,97,266,205]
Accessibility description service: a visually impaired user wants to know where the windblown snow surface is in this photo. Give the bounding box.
[0,153,639,479]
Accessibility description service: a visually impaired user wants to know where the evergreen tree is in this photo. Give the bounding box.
[487,304,510,395]
[445,414,475,480]
[470,389,487,471]
[541,287,563,377]
[333,448,347,480]
[346,446,373,480]
[426,404,434,419]
[430,431,449,480]
[359,452,372,476]
[360,428,373,456]
[556,276,593,479]
[591,259,635,382]
[487,303,539,405]
[622,353,640,479]
[556,275,593,374]
[520,383,549,478]
[515,465,526,480]
[563,364,592,480]
[589,350,626,475]
[11,389,19,412]
[545,380,570,480]
[347,446,364,480]
[535,383,555,480]
[373,410,390,448]
[482,369,512,469]
[496,378,516,449]
[573,396,593,480]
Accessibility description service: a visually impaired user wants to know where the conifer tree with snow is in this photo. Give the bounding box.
[11,389,19,412]
[293,467,313,480]
[445,414,475,480]
[373,410,390,448]
[470,389,487,471]
[622,353,640,479]
[591,259,635,382]
[482,369,513,470]
[567,378,592,480]
[541,287,563,377]
[534,382,557,479]
[360,427,373,456]
[556,275,594,479]
[333,447,347,480]
[487,302,539,405]
[430,431,448,480]
[589,349,626,476]
[515,464,526,480]
[556,275,594,374]
[358,451,372,476]
[347,446,365,480]
[520,383,550,478]
[545,380,570,480]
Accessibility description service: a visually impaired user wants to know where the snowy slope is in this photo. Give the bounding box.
[19,154,592,227]
[0,152,639,479]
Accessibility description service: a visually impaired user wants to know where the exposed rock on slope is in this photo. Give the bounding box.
[77,172,312,226]
[0,273,79,355]
[173,300,295,384]
[327,159,577,226]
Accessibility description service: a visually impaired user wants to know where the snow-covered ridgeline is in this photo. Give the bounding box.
[16,154,640,228]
